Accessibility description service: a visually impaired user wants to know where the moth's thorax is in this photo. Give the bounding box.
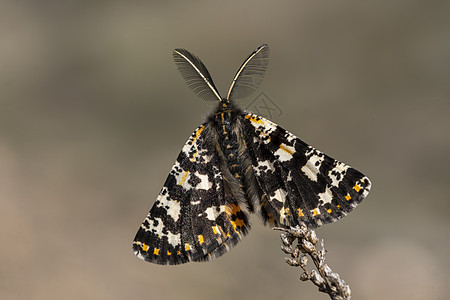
[212,100,240,136]
[211,101,245,180]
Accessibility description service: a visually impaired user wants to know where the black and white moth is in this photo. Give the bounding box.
[133,44,371,265]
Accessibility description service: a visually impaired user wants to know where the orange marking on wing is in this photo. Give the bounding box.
[234,218,245,227]
[280,207,291,217]
[353,183,361,192]
[230,217,246,233]
[245,114,264,125]
[192,126,204,143]
[190,152,197,162]
[230,220,237,232]
[187,126,204,163]
[225,203,241,215]
[198,235,205,244]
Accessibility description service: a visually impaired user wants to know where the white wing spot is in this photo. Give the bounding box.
[156,188,181,222]
[274,143,295,162]
[273,188,288,202]
[328,162,349,187]
[318,186,333,205]
[301,147,324,182]
[204,205,227,221]
[196,173,211,190]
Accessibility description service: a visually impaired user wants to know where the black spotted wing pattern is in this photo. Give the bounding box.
[242,112,371,228]
[133,124,250,265]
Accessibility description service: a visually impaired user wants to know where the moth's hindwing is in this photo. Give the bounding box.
[133,124,250,265]
[242,113,371,228]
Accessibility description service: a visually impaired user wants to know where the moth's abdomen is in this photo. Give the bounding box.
[209,103,258,215]
[222,139,241,175]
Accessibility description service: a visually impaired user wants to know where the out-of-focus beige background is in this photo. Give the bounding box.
[1,1,449,299]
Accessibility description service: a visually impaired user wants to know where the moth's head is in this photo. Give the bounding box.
[221,97,231,104]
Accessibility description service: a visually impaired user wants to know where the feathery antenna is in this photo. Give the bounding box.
[173,49,222,101]
[226,44,270,101]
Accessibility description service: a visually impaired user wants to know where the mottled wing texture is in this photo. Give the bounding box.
[133,124,250,265]
[242,113,371,228]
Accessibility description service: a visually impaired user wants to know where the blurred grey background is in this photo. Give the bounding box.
[1,1,449,299]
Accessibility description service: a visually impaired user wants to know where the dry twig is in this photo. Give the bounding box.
[273,224,351,300]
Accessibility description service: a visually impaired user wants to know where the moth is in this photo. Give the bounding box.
[133,44,371,265]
